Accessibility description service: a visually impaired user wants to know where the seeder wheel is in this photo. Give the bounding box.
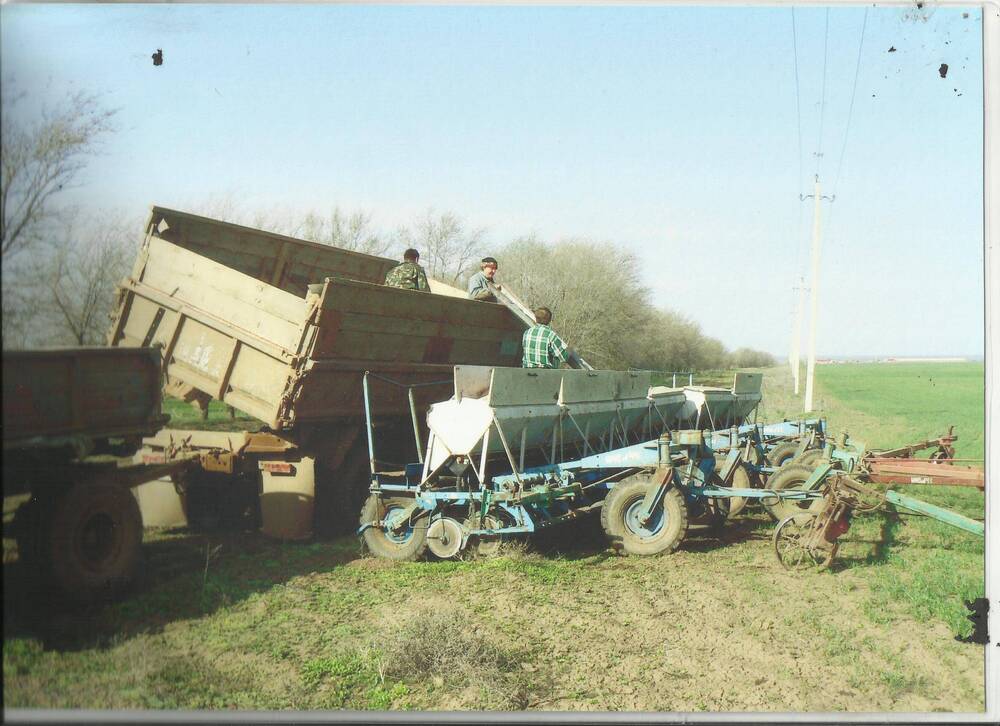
[711,456,751,519]
[763,464,823,522]
[360,495,428,561]
[772,514,838,570]
[767,442,801,469]
[603,478,688,556]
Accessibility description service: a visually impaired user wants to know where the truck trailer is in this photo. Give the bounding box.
[108,207,529,537]
[2,347,192,600]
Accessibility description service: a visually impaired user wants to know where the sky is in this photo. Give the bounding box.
[0,2,985,358]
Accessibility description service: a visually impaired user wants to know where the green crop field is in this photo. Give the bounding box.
[774,362,985,460]
[2,362,987,713]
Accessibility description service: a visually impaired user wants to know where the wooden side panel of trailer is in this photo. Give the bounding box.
[146,206,397,296]
[110,235,525,429]
[2,347,166,445]
[311,277,523,366]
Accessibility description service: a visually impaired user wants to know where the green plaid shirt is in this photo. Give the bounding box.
[521,324,569,369]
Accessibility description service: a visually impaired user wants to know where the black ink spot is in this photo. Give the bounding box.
[963,12,969,18]
[939,63,949,78]
[888,46,897,53]
[956,598,989,645]
[917,2,924,9]
[152,49,163,67]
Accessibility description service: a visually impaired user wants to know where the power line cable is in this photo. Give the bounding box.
[831,6,869,199]
[791,8,804,198]
[815,7,830,177]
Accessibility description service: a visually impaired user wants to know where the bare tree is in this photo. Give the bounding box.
[2,214,137,348]
[497,236,654,369]
[1,89,117,259]
[297,208,392,256]
[398,210,485,284]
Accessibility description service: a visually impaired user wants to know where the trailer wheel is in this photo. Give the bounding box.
[360,495,428,561]
[603,479,687,556]
[47,481,144,601]
[763,464,823,522]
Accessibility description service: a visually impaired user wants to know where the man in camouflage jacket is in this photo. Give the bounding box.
[384,248,430,291]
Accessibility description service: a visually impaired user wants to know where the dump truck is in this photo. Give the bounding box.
[108,207,530,537]
[2,347,192,600]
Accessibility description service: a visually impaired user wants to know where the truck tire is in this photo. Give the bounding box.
[47,481,144,601]
[360,495,428,561]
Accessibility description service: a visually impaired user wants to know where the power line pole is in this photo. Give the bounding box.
[800,174,834,413]
[789,276,806,395]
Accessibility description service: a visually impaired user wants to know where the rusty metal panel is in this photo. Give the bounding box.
[311,277,523,366]
[3,347,166,445]
[283,360,456,424]
[147,206,396,296]
[110,283,292,427]
[866,458,985,488]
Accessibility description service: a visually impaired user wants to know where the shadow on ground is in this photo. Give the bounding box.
[2,527,362,652]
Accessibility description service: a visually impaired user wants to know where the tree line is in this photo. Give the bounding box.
[1,90,775,372]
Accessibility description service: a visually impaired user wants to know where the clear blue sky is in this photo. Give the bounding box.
[1,3,984,358]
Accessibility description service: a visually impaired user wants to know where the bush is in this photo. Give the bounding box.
[378,605,534,710]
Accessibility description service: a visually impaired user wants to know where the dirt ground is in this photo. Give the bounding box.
[1,508,986,713]
[364,519,986,712]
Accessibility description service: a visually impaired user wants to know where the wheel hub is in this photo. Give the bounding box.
[78,512,118,571]
[624,499,664,539]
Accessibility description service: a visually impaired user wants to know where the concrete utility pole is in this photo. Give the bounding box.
[790,277,806,395]
[801,175,834,413]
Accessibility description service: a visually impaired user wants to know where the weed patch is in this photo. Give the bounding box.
[301,650,409,710]
[378,605,536,710]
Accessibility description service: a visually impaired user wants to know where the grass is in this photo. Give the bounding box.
[160,397,262,433]
[809,362,984,460]
[1,361,987,712]
[757,361,985,640]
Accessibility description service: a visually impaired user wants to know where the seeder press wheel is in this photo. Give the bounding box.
[772,513,839,570]
[463,514,505,557]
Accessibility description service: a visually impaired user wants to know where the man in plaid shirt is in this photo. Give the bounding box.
[521,307,572,369]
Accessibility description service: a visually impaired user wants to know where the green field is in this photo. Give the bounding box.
[776,362,984,460]
[2,362,986,712]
